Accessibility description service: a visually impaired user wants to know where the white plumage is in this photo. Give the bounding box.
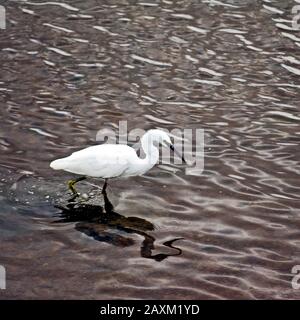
[50,129,173,179]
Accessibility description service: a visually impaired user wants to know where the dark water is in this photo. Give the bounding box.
[1,0,300,299]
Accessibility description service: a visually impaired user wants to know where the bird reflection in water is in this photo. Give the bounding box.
[54,189,183,262]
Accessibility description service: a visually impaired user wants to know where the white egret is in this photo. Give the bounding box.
[50,129,185,195]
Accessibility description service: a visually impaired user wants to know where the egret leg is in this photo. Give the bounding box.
[101,178,108,194]
[68,176,86,195]
[101,179,114,213]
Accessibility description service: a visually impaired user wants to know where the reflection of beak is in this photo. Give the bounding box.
[170,144,186,163]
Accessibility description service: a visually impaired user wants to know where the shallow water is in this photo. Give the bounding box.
[1,0,300,299]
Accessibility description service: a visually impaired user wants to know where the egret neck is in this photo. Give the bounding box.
[136,131,160,175]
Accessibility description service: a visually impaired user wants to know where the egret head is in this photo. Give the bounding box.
[146,129,172,147]
[144,129,186,163]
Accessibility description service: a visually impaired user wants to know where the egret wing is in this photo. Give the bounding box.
[60,144,137,178]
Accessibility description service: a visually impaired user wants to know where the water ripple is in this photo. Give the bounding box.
[1,0,300,300]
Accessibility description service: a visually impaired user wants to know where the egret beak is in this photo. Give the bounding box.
[170,144,186,164]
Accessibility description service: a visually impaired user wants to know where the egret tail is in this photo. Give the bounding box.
[50,158,69,170]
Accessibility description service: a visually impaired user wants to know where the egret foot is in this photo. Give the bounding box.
[67,176,87,196]
[67,192,90,204]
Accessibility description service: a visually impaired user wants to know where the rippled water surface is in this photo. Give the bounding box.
[1,0,300,299]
